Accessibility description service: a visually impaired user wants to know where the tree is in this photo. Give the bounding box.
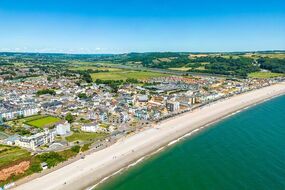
[36,89,56,96]
[37,152,65,168]
[78,93,88,99]
[47,76,52,81]
[71,145,81,153]
[65,113,75,123]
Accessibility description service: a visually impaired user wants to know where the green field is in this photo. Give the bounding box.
[0,145,31,168]
[169,67,192,71]
[248,72,284,79]
[91,70,169,81]
[25,116,61,128]
[66,132,107,142]
[69,66,123,72]
[169,66,206,71]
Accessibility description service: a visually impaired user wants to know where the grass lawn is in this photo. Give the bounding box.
[25,116,61,128]
[248,72,284,79]
[0,145,31,168]
[91,70,169,81]
[66,132,107,142]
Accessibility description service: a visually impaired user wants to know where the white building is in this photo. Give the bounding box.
[137,95,148,102]
[15,129,55,151]
[56,121,71,136]
[81,123,107,133]
[0,107,39,120]
[200,93,221,102]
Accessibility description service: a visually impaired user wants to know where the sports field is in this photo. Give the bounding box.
[25,116,61,128]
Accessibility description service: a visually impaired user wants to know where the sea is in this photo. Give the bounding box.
[95,95,285,190]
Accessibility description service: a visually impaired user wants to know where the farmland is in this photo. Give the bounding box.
[91,70,169,81]
[248,72,284,79]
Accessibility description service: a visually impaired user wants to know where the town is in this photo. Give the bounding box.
[0,52,284,187]
[1,64,283,151]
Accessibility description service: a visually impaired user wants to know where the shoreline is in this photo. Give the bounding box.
[13,83,285,190]
[90,87,285,189]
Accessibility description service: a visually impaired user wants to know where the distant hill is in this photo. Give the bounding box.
[1,51,285,77]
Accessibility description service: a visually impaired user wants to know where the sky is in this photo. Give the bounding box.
[0,0,284,54]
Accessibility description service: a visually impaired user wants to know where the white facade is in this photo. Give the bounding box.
[0,107,39,120]
[166,101,180,112]
[200,93,220,102]
[81,123,107,133]
[15,129,55,151]
[56,121,71,136]
[81,123,99,132]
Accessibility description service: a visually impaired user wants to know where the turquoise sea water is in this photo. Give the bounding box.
[96,95,285,190]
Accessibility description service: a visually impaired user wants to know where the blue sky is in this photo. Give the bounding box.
[0,0,284,53]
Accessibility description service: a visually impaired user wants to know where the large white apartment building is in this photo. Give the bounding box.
[0,107,39,120]
[15,129,55,151]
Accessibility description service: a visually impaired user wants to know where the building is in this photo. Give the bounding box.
[41,162,48,170]
[81,123,106,133]
[135,109,150,120]
[0,106,39,120]
[56,121,71,136]
[15,129,55,150]
[166,101,180,112]
[199,93,220,102]
[3,135,20,145]
[137,95,148,102]
[98,112,108,122]
[108,112,129,124]
[0,115,3,125]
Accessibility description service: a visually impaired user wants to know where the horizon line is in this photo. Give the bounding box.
[1,49,285,56]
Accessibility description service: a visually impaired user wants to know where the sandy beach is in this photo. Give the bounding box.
[13,82,285,190]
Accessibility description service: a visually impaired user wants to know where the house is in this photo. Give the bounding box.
[98,111,108,122]
[135,109,150,120]
[81,123,107,133]
[166,101,180,112]
[87,111,96,120]
[137,95,148,102]
[56,121,71,136]
[108,112,129,124]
